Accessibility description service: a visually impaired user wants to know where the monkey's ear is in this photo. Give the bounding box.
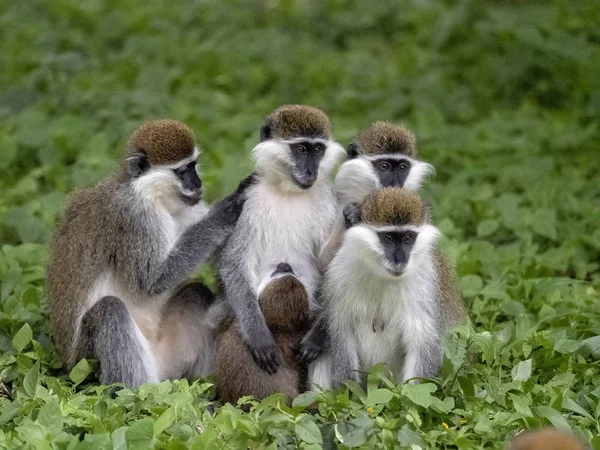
[260,125,272,142]
[126,152,150,178]
[347,143,359,159]
[343,202,362,229]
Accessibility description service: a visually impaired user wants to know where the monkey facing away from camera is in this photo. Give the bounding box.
[303,122,434,363]
[47,119,252,388]
[310,188,466,389]
[219,105,345,374]
[217,263,312,406]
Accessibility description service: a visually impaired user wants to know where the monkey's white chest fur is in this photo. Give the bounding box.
[240,181,337,301]
[326,250,438,380]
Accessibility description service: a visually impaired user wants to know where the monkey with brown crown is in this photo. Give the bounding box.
[217,262,313,408]
[47,119,254,388]
[309,187,466,389]
[507,428,586,450]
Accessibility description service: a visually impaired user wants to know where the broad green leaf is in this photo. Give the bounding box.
[12,323,33,352]
[509,393,533,417]
[295,417,322,444]
[126,418,155,447]
[37,401,63,433]
[511,359,532,382]
[23,361,39,398]
[583,335,600,359]
[69,359,93,385]
[534,406,570,432]
[401,383,437,409]
[153,406,176,437]
[292,391,319,408]
[477,219,500,238]
[531,209,557,240]
[562,398,594,421]
[365,388,395,406]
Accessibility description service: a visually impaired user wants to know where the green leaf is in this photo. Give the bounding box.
[477,219,500,237]
[292,391,319,408]
[69,359,93,386]
[111,427,128,450]
[534,406,570,432]
[37,401,63,433]
[401,383,437,409]
[1,268,22,300]
[583,335,600,359]
[295,417,322,444]
[509,393,533,417]
[126,418,155,447]
[511,359,532,382]
[365,388,395,406]
[531,209,557,240]
[12,323,33,352]
[153,406,176,437]
[460,275,483,296]
[562,398,594,421]
[24,361,40,398]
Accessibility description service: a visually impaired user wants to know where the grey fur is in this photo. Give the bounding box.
[75,296,150,387]
[47,158,251,386]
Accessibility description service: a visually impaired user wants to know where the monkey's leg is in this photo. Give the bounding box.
[400,335,442,383]
[154,282,217,380]
[330,333,360,388]
[300,314,329,363]
[76,296,159,388]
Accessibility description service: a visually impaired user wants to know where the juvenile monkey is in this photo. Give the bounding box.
[507,428,586,450]
[47,119,251,387]
[304,122,434,363]
[217,263,312,406]
[310,188,466,389]
[219,105,345,374]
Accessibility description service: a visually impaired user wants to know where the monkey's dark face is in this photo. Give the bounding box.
[377,230,417,276]
[172,159,202,205]
[289,140,326,189]
[371,158,412,188]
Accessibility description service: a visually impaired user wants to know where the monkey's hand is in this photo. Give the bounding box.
[246,331,279,374]
[343,202,362,229]
[299,334,325,364]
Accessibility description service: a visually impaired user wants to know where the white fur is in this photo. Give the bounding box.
[72,155,209,381]
[318,155,433,271]
[313,222,441,387]
[240,139,344,307]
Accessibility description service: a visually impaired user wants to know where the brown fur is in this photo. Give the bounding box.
[216,275,312,407]
[125,119,196,166]
[354,121,417,157]
[434,249,467,328]
[361,187,428,227]
[265,105,332,141]
[507,428,586,450]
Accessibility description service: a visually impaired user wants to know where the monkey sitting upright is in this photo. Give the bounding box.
[310,188,467,389]
[47,119,253,388]
[217,263,312,407]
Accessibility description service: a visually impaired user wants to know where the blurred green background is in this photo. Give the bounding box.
[1,1,600,448]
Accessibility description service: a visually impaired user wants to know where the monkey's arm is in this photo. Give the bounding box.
[219,236,279,374]
[299,313,329,363]
[146,176,255,296]
[400,325,442,382]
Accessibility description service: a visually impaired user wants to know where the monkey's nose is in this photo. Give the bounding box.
[275,263,293,274]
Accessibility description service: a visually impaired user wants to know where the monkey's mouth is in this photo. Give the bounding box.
[179,188,203,205]
[291,173,317,190]
[385,264,406,277]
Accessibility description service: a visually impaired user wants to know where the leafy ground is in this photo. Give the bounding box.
[1,0,599,448]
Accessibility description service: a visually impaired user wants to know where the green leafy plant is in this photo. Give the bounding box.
[1,0,599,448]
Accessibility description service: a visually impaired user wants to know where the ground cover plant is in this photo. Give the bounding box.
[1,0,599,448]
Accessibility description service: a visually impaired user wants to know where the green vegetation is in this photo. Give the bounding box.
[1,0,599,448]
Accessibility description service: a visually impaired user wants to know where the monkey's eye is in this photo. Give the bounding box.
[383,233,395,244]
[379,161,392,172]
[314,143,324,155]
[398,162,409,171]
[297,144,308,155]
[402,232,415,244]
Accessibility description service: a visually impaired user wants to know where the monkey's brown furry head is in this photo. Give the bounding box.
[125,119,196,166]
[262,105,332,141]
[259,275,310,331]
[507,428,585,450]
[354,121,416,157]
[361,188,428,227]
